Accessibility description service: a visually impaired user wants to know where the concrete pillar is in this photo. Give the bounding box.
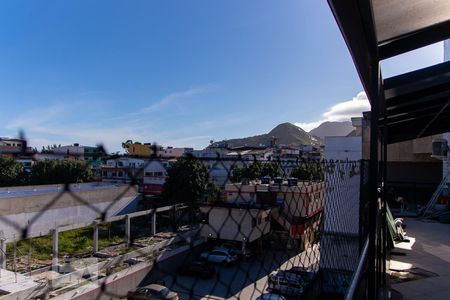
[0,237,6,269]
[52,227,59,269]
[125,215,131,247]
[152,211,157,236]
[93,222,99,253]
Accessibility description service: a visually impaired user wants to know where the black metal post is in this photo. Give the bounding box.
[382,92,388,290]
[368,81,380,300]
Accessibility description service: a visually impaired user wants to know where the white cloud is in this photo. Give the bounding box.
[295,91,370,132]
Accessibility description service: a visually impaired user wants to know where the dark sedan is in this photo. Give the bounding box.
[127,284,179,300]
[177,260,216,279]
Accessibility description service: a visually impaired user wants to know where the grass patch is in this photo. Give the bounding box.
[7,223,126,260]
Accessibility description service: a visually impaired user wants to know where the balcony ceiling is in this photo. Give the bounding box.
[328,0,450,144]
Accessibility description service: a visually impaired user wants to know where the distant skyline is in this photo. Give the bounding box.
[0,1,444,152]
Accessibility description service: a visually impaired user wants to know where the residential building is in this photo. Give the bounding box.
[142,159,171,195]
[324,118,362,162]
[52,144,85,161]
[220,178,324,249]
[84,146,103,163]
[34,152,66,161]
[101,157,144,182]
[0,137,33,158]
[126,143,154,157]
[159,147,193,158]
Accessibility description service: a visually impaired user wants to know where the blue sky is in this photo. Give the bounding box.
[0,1,443,152]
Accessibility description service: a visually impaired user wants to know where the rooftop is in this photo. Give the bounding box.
[389,218,450,299]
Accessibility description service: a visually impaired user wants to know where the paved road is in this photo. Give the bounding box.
[163,245,319,300]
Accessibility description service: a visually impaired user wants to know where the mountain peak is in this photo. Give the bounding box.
[209,122,317,149]
[309,121,354,140]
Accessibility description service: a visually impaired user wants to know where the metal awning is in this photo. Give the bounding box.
[328,0,450,144]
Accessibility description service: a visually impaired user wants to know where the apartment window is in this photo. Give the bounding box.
[117,162,123,167]
[155,172,163,177]
[102,171,107,177]
[145,172,153,176]
[118,171,123,177]
[112,172,116,177]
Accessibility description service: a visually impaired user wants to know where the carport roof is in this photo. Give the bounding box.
[327,0,450,143]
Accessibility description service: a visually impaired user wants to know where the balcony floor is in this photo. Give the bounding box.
[389,218,450,300]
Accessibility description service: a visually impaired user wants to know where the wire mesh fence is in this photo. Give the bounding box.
[0,136,367,300]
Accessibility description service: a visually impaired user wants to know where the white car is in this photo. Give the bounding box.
[200,249,238,265]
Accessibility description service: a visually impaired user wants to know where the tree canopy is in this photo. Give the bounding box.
[0,157,93,187]
[30,160,93,185]
[0,156,25,187]
[162,157,209,203]
[231,161,281,182]
[291,162,324,181]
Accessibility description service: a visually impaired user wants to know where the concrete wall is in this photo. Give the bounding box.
[0,183,140,241]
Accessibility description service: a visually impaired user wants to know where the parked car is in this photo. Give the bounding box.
[285,267,316,283]
[127,284,179,300]
[214,242,252,259]
[267,271,304,297]
[200,248,238,265]
[177,260,216,278]
[256,293,287,300]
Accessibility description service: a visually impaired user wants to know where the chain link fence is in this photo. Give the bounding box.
[0,136,365,300]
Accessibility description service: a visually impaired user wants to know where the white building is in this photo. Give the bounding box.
[324,117,362,162]
[142,160,171,195]
[200,206,271,243]
[102,157,145,182]
[320,117,362,289]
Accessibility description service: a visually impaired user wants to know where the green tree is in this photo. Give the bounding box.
[162,157,209,204]
[291,162,324,181]
[261,161,281,178]
[0,155,25,186]
[205,182,222,204]
[30,160,93,185]
[231,161,280,182]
